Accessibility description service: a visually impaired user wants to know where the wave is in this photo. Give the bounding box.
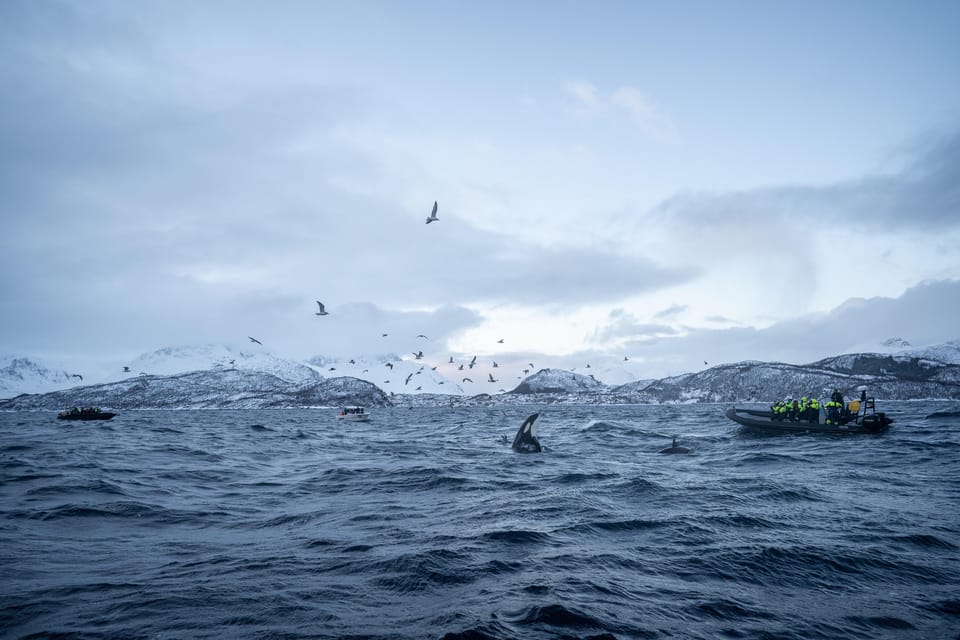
[926,409,960,418]
[481,529,553,544]
[507,603,604,629]
[2,403,958,639]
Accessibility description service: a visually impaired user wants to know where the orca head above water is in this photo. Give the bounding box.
[511,412,542,453]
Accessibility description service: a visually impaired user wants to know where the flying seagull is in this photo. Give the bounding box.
[248,336,263,345]
[462,377,473,383]
[426,201,438,224]
[492,361,499,368]
[71,374,83,381]
[315,301,329,316]
[417,334,429,340]
[123,366,131,372]
[497,339,504,344]
[405,373,413,385]
[488,373,497,383]
[413,351,424,359]
[386,362,394,369]
[448,356,454,364]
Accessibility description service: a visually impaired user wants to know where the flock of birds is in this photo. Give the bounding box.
[236,202,520,392]
[77,201,697,391]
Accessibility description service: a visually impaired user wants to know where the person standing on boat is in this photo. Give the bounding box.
[825,396,843,425]
[807,397,821,423]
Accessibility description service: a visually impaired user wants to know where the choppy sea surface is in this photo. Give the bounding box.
[2,403,959,640]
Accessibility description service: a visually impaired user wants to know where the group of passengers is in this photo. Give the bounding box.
[771,396,821,424]
[771,389,857,425]
[770,388,871,426]
[65,406,102,415]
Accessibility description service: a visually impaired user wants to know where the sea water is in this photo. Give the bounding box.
[1,403,958,639]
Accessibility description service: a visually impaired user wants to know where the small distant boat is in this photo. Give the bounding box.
[57,407,116,421]
[336,406,370,422]
[726,395,892,434]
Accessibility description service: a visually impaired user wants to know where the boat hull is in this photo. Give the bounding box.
[57,413,116,421]
[725,407,891,434]
[335,414,370,422]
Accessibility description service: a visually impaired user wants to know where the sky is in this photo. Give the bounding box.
[1,0,959,382]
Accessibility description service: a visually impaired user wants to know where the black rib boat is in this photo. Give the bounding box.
[725,406,892,434]
[57,408,116,421]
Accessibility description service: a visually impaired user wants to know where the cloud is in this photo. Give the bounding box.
[564,80,601,114]
[654,304,687,320]
[0,13,698,363]
[614,279,960,377]
[610,87,678,142]
[651,129,960,231]
[589,309,679,344]
[563,80,677,141]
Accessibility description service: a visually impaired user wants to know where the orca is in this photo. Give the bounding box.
[659,436,690,454]
[512,413,542,453]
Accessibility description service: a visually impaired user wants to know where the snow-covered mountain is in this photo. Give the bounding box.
[0,356,77,397]
[2,340,959,407]
[0,369,390,410]
[510,368,607,394]
[129,344,325,385]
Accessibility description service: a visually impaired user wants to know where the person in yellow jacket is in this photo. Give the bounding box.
[824,398,842,425]
[807,397,820,424]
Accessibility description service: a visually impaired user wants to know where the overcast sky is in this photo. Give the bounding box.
[2,0,959,380]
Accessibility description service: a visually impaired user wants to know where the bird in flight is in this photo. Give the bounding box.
[497,339,504,344]
[248,336,263,345]
[492,361,499,368]
[488,373,497,383]
[123,366,130,372]
[413,351,424,360]
[704,360,708,365]
[462,377,473,383]
[448,356,454,364]
[405,373,413,385]
[71,374,83,381]
[385,362,394,369]
[315,301,329,316]
[417,334,429,340]
[382,333,388,337]
[624,356,629,361]
[426,201,439,224]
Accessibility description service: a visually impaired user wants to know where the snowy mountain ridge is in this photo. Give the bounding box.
[2,339,959,406]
